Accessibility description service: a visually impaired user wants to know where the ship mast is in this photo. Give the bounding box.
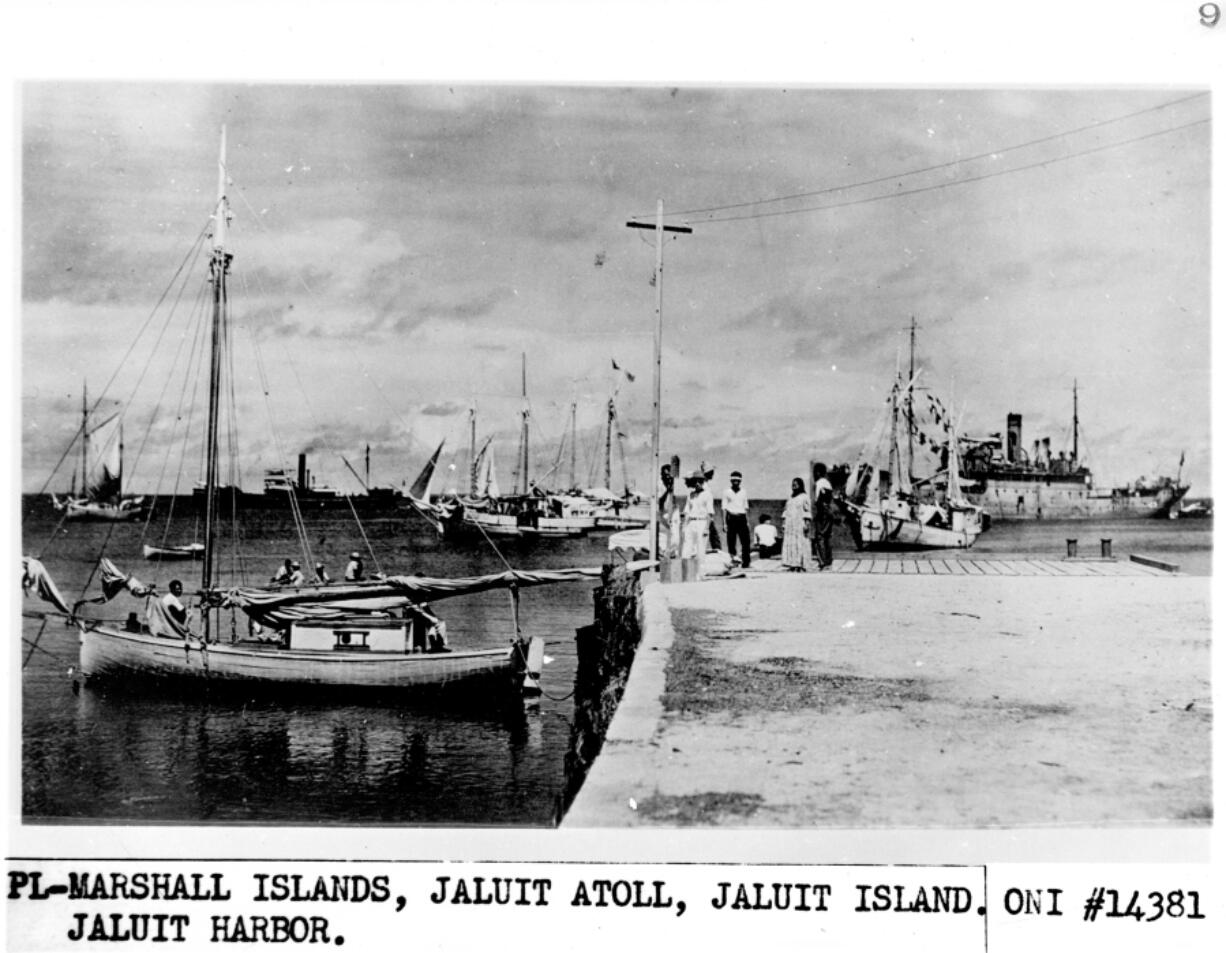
[1072,379,1079,467]
[201,126,231,631]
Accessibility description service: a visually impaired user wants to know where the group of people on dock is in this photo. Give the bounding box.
[659,462,834,579]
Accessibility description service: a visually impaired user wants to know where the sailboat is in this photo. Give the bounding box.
[839,327,984,550]
[51,386,146,522]
[27,128,600,698]
[445,359,590,539]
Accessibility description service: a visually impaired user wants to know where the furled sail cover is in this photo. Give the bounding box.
[21,556,72,615]
[224,567,603,628]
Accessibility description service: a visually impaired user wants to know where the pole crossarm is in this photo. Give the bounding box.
[625,204,692,568]
[625,221,694,234]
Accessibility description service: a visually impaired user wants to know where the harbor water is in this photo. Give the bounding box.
[20,497,1211,826]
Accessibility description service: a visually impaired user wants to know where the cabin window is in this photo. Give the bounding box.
[334,630,371,651]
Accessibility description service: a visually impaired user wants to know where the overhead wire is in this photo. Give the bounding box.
[647,92,1208,222]
[674,117,1210,225]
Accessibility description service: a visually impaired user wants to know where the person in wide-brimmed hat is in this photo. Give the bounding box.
[680,468,715,582]
[344,551,365,582]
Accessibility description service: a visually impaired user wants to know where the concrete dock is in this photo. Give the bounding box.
[563,556,1211,828]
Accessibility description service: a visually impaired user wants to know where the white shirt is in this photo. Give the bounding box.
[684,486,715,521]
[161,591,186,624]
[753,522,778,546]
[722,485,749,516]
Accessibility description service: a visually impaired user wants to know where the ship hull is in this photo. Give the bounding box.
[965,474,1189,521]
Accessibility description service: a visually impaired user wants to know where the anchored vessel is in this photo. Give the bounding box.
[51,386,146,522]
[839,324,984,550]
[961,383,1190,521]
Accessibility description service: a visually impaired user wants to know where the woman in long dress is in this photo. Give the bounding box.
[781,477,811,572]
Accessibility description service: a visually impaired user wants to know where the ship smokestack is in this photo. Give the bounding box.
[298,453,307,490]
[1042,437,1051,468]
[1007,414,1022,464]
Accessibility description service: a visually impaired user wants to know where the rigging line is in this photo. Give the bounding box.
[694,117,1210,225]
[139,277,211,547]
[650,92,1209,220]
[232,183,322,299]
[119,238,213,486]
[22,617,49,669]
[276,354,383,572]
[34,220,213,497]
[248,310,315,569]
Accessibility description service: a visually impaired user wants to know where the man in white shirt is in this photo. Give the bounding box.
[722,470,751,569]
[753,514,781,559]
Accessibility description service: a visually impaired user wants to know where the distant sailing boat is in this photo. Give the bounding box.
[24,127,600,698]
[839,325,984,550]
[51,384,145,522]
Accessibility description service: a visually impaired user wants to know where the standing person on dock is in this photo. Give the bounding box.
[681,469,715,581]
[658,464,680,557]
[345,551,364,582]
[811,462,834,571]
[782,477,812,572]
[722,470,752,569]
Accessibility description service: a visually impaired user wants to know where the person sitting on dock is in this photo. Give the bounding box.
[345,552,364,582]
[753,514,781,559]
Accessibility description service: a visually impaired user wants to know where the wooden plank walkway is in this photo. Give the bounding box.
[826,556,1173,576]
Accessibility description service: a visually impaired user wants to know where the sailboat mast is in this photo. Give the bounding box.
[201,126,231,618]
[569,400,577,490]
[520,353,530,494]
[81,382,88,499]
[604,397,614,491]
[468,406,477,496]
[907,316,916,483]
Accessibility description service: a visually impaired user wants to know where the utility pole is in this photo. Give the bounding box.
[626,200,692,567]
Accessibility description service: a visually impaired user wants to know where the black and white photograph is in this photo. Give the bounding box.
[6,4,1220,951]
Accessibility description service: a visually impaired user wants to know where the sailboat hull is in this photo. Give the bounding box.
[78,624,534,695]
[59,499,145,522]
[845,501,984,550]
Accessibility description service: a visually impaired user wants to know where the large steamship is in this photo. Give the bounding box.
[960,385,1189,521]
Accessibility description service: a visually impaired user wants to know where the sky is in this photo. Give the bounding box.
[20,83,1211,499]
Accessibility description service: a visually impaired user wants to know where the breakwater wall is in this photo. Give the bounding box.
[556,565,643,821]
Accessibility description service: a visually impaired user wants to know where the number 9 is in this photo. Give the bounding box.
[1201,2,1221,26]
